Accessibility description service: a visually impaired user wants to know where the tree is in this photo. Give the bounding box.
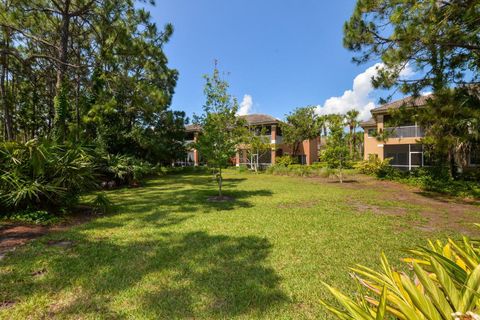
[345,109,359,160]
[280,106,319,159]
[0,0,184,165]
[242,126,272,173]
[322,114,349,183]
[194,65,245,198]
[344,0,480,177]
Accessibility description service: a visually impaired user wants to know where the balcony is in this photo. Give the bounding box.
[385,126,424,138]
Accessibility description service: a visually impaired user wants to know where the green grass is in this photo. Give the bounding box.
[0,170,466,319]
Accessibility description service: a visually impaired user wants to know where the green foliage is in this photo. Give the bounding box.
[321,229,480,319]
[266,163,353,179]
[322,115,351,183]
[355,156,396,178]
[344,1,480,177]
[98,153,157,187]
[53,87,68,142]
[0,140,97,213]
[280,106,320,156]
[275,155,298,167]
[194,64,246,196]
[3,209,60,225]
[90,193,112,214]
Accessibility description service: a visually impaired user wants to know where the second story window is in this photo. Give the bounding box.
[367,128,376,137]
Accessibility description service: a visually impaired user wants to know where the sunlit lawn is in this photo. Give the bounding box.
[0,169,466,319]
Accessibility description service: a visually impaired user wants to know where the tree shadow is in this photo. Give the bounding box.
[111,174,272,215]
[414,190,480,206]
[0,230,287,318]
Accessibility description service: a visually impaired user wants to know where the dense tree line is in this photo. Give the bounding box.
[0,0,185,164]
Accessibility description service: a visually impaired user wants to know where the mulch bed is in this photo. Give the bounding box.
[207,195,235,202]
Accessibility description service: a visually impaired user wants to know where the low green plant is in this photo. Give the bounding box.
[98,153,157,187]
[90,193,113,214]
[4,209,60,224]
[321,228,480,319]
[275,155,297,167]
[0,140,97,213]
[237,165,248,173]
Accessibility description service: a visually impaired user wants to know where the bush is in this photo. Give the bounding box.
[321,228,480,319]
[4,209,60,224]
[275,155,297,167]
[0,140,97,213]
[97,153,157,187]
[90,192,112,214]
[237,165,248,173]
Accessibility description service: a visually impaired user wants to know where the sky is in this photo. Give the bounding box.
[148,0,400,121]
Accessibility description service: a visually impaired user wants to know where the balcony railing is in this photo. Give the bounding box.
[385,126,424,138]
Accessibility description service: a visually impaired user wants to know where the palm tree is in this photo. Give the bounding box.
[345,109,359,159]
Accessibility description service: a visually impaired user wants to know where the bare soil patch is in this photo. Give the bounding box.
[0,206,97,258]
[310,174,480,235]
[207,195,235,202]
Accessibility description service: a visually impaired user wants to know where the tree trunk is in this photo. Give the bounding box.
[53,1,71,142]
[1,30,14,140]
[352,128,357,160]
[448,147,456,179]
[218,168,222,197]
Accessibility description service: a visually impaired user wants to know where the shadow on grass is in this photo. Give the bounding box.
[414,190,480,206]
[111,174,273,214]
[0,230,287,318]
[0,172,286,318]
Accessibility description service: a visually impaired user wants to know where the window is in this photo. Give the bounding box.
[367,128,376,137]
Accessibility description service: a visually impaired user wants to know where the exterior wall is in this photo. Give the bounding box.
[363,114,423,160]
[363,126,384,160]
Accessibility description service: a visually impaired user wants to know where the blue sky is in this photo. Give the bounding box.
[149,0,392,121]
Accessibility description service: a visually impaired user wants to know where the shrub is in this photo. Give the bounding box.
[237,165,248,173]
[90,193,112,214]
[4,209,60,224]
[321,228,480,319]
[97,153,157,187]
[275,155,297,167]
[0,140,97,213]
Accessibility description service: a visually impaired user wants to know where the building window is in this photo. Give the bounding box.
[367,128,376,137]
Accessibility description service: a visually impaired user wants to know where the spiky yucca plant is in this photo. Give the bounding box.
[321,227,480,320]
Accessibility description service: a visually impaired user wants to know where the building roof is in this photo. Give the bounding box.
[185,124,202,132]
[359,118,376,127]
[239,114,281,125]
[371,94,432,114]
[185,114,281,132]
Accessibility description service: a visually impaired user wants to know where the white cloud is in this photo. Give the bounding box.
[237,94,253,116]
[421,91,432,96]
[315,63,413,121]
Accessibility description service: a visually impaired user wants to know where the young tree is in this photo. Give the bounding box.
[322,115,349,183]
[345,109,359,159]
[242,126,272,173]
[280,106,319,159]
[194,65,245,198]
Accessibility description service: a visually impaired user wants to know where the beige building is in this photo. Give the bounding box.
[360,94,480,170]
[361,95,430,170]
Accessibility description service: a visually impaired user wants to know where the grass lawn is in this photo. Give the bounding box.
[1,170,479,319]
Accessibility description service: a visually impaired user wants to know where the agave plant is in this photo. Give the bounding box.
[321,230,480,320]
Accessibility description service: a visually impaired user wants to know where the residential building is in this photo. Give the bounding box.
[360,95,480,170]
[184,114,319,167]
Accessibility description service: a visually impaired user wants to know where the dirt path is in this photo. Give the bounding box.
[0,208,97,260]
[311,174,480,235]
